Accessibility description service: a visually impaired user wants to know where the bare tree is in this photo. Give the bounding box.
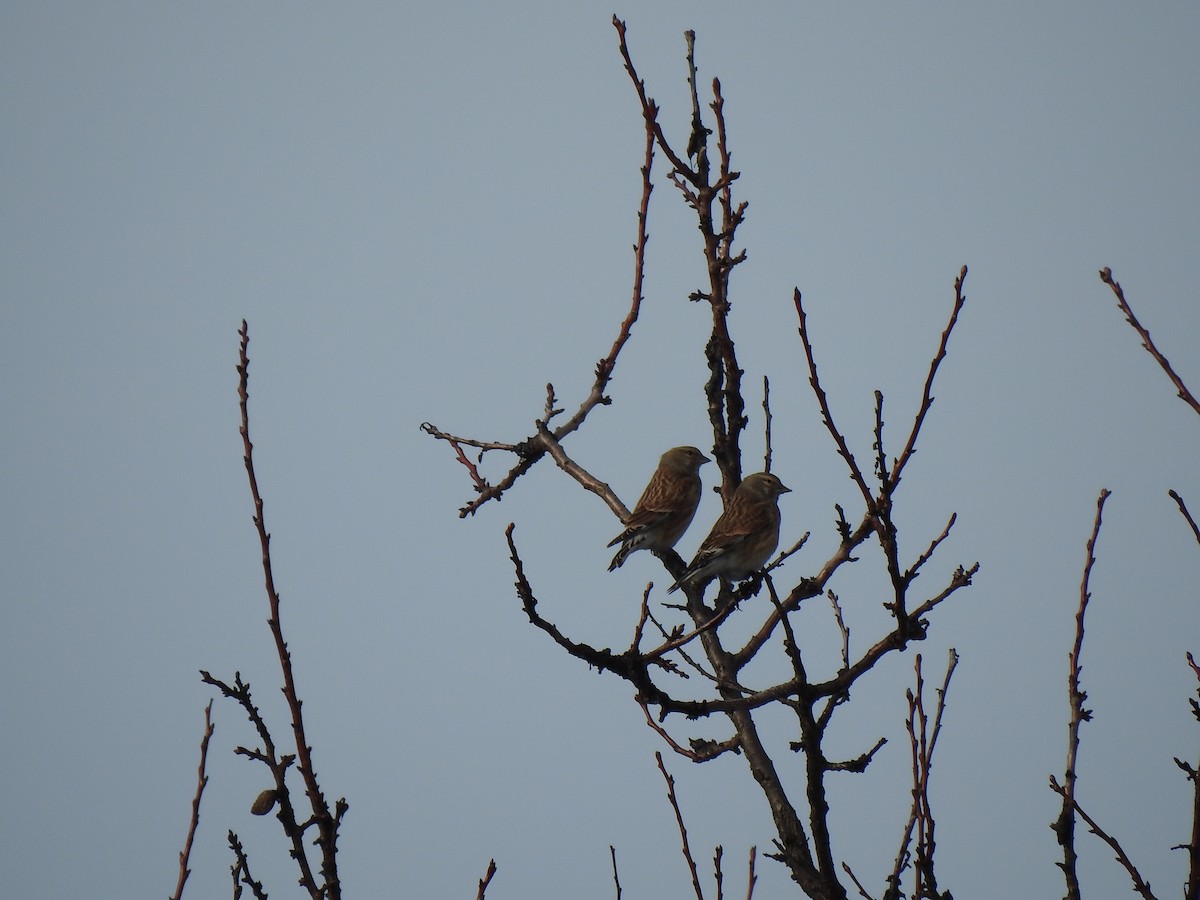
[425,21,977,899]
[166,27,1199,900]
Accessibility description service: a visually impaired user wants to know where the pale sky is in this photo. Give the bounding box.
[3,3,1198,898]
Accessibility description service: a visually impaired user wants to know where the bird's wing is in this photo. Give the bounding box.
[607,506,676,547]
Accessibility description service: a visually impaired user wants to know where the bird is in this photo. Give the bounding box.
[607,446,710,572]
[667,471,791,594]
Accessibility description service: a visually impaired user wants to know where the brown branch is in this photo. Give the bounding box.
[888,266,969,489]
[1171,490,1200,548]
[903,514,958,584]
[423,64,658,518]
[171,700,214,900]
[536,417,629,519]
[842,862,877,900]
[1101,267,1200,416]
[1053,488,1109,900]
[736,514,875,667]
[234,322,344,899]
[828,591,851,673]
[683,31,710,173]
[743,847,758,900]
[475,859,498,900]
[1184,651,1200,900]
[646,562,979,722]
[885,651,957,900]
[228,831,268,900]
[641,700,741,762]
[794,288,874,511]
[620,28,749,494]
[1050,776,1159,900]
[762,375,773,474]
[873,390,890,486]
[613,16,695,180]
[657,752,707,900]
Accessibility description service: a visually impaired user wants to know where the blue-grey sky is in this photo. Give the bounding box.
[3,4,1198,898]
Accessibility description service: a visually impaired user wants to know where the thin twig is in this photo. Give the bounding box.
[475,859,498,900]
[842,861,877,900]
[657,751,706,900]
[1050,777,1159,900]
[828,591,851,672]
[889,265,969,489]
[228,831,268,900]
[610,845,623,900]
[794,288,874,511]
[236,322,344,898]
[423,67,658,518]
[1183,654,1200,900]
[1101,267,1200,416]
[640,700,740,762]
[1171,490,1200,548]
[1053,488,1109,900]
[762,376,773,474]
[171,700,214,900]
[744,847,758,900]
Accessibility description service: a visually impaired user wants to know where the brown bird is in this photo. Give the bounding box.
[607,446,710,571]
[667,471,790,594]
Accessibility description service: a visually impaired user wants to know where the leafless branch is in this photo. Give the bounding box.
[1101,267,1200,416]
[201,322,347,900]
[611,845,623,900]
[475,859,498,900]
[1050,776,1159,900]
[657,752,706,900]
[1052,488,1110,900]
[888,266,969,489]
[640,700,742,762]
[228,831,268,900]
[794,288,874,511]
[171,700,214,900]
[828,591,851,672]
[885,651,958,900]
[1183,653,1200,900]
[423,61,658,518]
[763,376,773,474]
[427,27,980,900]
[842,861,876,900]
[1171,490,1200,548]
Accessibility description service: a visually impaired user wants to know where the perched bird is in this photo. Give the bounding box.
[668,471,791,594]
[607,446,710,571]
